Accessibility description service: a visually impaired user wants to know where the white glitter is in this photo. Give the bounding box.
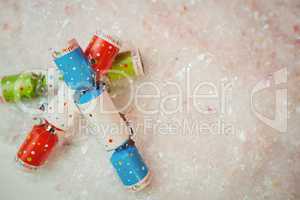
[239,130,246,142]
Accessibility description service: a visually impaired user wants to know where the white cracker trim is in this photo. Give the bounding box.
[131,49,145,77]
[15,157,39,171]
[0,80,4,103]
[126,171,151,192]
[95,31,122,49]
[52,39,80,59]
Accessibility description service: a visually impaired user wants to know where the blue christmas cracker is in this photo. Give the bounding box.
[52,38,151,191]
[54,47,95,91]
[111,141,149,187]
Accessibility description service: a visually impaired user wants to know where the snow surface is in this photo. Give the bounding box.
[0,0,299,200]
